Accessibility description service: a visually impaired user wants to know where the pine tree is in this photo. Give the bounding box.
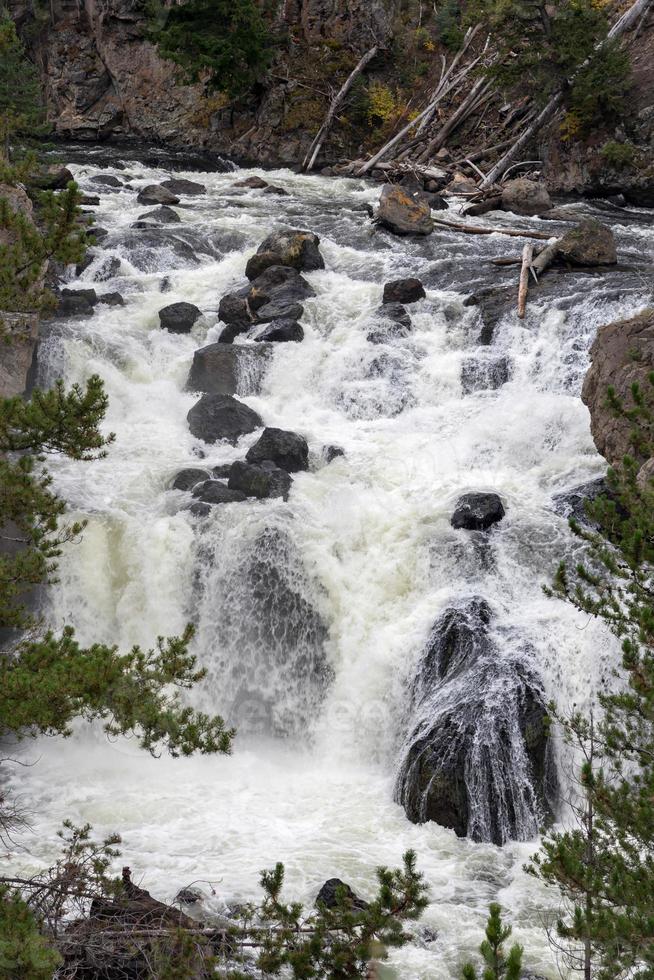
[462,903,523,980]
[532,373,654,978]
[0,12,42,158]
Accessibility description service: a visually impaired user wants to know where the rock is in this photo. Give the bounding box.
[234,175,269,189]
[80,194,101,206]
[29,166,73,190]
[552,477,611,528]
[324,445,345,463]
[175,888,203,905]
[263,185,289,196]
[136,206,181,225]
[557,219,617,266]
[501,178,552,216]
[92,256,122,281]
[624,182,654,208]
[246,427,309,473]
[444,175,478,195]
[136,184,180,206]
[220,266,314,329]
[451,492,505,531]
[425,176,447,193]
[186,343,272,396]
[218,293,252,328]
[376,185,433,236]
[382,278,426,305]
[395,598,555,844]
[461,355,510,394]
[423,192,448,210]
[245,229,325,280]
[367,303,412,343]
[192,480,247,504]
[227,460,293,500]
[212,464,233,479]
[89,174,123,188]
[54,294,95,317]
[315,879,368,911]
[187,393,262,445]
[97,291,124,306]
[158,301,202,334]
[188,501,211,517]
[254,319,304,342]
[171,467,211,491]
[161,177,206,196]
[582,308,654,466]
[61,287,98,305]
[88,226,108,242]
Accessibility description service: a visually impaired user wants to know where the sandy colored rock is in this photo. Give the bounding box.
[376,185,433,236]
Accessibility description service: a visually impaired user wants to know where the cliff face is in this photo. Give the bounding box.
[0,185,40,398]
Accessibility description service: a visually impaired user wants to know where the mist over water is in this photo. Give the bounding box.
[7,154,653,976]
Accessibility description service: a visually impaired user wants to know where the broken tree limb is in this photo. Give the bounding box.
[303,45,379,171]
[431,216,553,240]
[517,244,533,318]
[417,76,494,163]
[480,0,653,188]
[531,240,560,274]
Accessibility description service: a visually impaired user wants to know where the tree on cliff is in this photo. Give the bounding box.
[0,12,42,158]
[531,374,654,978]
[148,0,271,98]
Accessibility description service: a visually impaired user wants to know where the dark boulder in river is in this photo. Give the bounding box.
[395,598,555,844]
[187,393,262,444]
[367,303,412,343]
[246,427,309,473]
[219,266,314,329]
[315,879,368,911]
[254,318,304,343]
[186,342,272,396]
[383,278,426,305]
[158,302,202,334]
[161,177,206,196]
[136,184,180,206]
[245,229,325,280]
[228,460,292,500]
[557,219,617,266]
[451,492,505,531]
[192,480,247,504]
[136,205,181,225]
[171,467,211,491]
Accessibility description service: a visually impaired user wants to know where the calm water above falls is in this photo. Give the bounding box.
[7,152,654,977]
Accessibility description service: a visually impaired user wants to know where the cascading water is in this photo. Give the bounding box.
[6,147,653,977]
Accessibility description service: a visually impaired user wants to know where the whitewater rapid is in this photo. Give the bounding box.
[6,150,653,977]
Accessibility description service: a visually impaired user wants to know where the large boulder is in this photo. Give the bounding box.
[254,319,304,343]
[158,302,202,334]
[582,308,654,466]
[246,427,309,472]
[136,184,180,206]
[376,185,433,236]
[382,278,426,304]
[228,460,292,500]
[187,393,262,444]
[29,166,73,190]
[451,492,505,530]
[245,229,324,280]
[395,598,555,844]
[557,219,617,266]
[501,178,552,216]
[186,343,272,396]
[192,480,246,504]
[161,177,206,196]
[315,879,368,911]
[219,266,315,329]
[136,206,181,225]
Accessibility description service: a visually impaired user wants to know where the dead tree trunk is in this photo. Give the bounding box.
[302,46,379,172]
[417,77,494,164]
[517,244,533,318]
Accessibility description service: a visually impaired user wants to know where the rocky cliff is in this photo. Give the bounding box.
[0,184,40,398]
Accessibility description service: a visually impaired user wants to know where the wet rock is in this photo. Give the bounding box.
[136,184,180,206]
[187,343,272,396]
[220,266,314,329]
[423,192,447,210]
[161,177,206,196]
[582,308,654,465]
[219,322,250,343]
[315,879,368,911]
[171,467,211,491]
[501,178,552,216]
[552,477,609,527]
[245,229,325,280]
[382,278,426,304]
[557,219,617,266]
[246,427,309,473]
[192,480,247,504]
[175,888,203,905]
[228,460,292,499]
[324,445,345,463]
[61,287,98,305]
[395,598,554,844]
[88,226,108,242]
[444,175,477,195]
[92,256,122,281]
[54,294,95,317]
[624,182,654,208]
[136,206,181,225]
[234,175,268,189]
[218,293,252,328]
[158,301,202,334]
[187,393,262,445]
[120,229,198,268]
[461,355,510,394]
[80,194,101,206]
[89,174,123,188]
[376,185,433,236]
[367,303,412,343]
[188,501,211,517]
[451,492,505,531]
[97,292,124,306]
[254,319,304,343]
[29,166,73,190]
[263,185,289,196]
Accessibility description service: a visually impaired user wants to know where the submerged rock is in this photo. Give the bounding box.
[187,393,262,444]
[234,175,268,189]
[395,598,555,844]
[228,460,292,500]
[376,185,433,236]
[367,303,412,343]
[136,205,181,225]
[186,342,272,396]
[451,492,505,531]
[246,427,309,472]
[171,467,211,491]
[382,278,426,304]
[158,301,202,333]
[461,355,510,394]
[192,480,246,504]
[245,229,324,280]
[97,291,124,306]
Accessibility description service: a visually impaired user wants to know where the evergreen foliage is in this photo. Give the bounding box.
[148,0,271,98]
[532,374,654,978]
[0,12,42,155]
[462,903,523,980]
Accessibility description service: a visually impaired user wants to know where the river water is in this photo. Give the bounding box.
[6,150,654,977]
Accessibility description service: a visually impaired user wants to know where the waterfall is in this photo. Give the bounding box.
[7,146,650,978]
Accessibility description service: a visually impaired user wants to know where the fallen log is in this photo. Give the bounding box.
[417,77,494,164]
[431,216,553,240]
[303,45,379,171]
[531,240,560,274]
[517,244,533,317]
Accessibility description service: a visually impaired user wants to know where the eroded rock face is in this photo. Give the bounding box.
[186,342,272,396]
[395,598,555,844]
[501,178,552,216]
[582,308,654,466]
[376,185,433,236]
[187,393,262,444]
